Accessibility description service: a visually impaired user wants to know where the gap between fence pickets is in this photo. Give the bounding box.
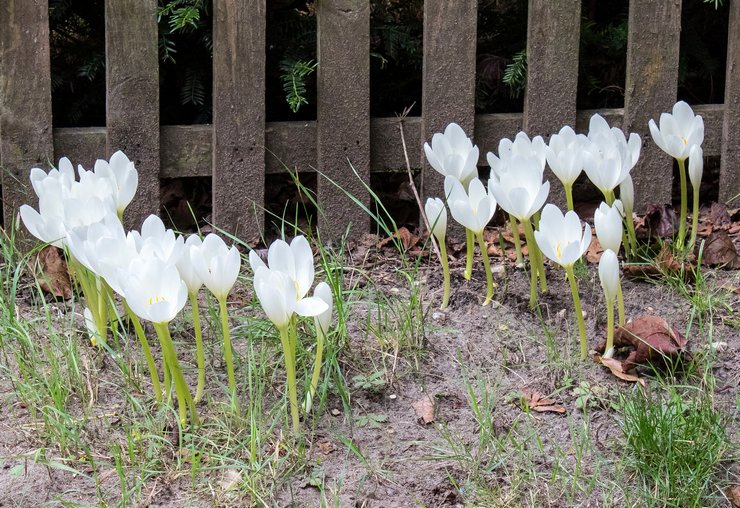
[396,104,442,264]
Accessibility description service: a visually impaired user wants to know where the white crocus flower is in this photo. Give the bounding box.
[190,233,241,301]
[29,157,75,198]
[488,155,550,222]
[648,101,704,161]
[92,151,138,215]
[599,249,620,304]
[130,214,185,266]
[423,122,480,188]
[253,266,328,331]
[593,200,624,253]
[487,131,547,180]
[424,197,447,242]
[534,204,591,359]
[176,234,205,296]
[534,204,592,269]
[121,257,188,324]
[545,126,588,209]
[249,235,315,299]
[688,144,703,191]
[583,114,641,198]
[424,196,452,309]
[598,248,620,358]
[444,175,497,305]
[444,176,497,235]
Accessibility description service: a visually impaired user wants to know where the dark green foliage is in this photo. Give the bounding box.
[49,0,106,127]
[502,50,527,99]
[158,0,213,124]
[280,59,318,113]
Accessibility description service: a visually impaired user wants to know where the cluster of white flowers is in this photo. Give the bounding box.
[423,101,705,360]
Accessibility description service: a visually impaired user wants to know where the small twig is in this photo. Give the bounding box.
[396,104,443,263]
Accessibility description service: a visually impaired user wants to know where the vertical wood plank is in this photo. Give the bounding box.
[316,0,370,239]
[212,0,266,238]
[524,0,580,205]
[105,0,160,228]
[0,0,54,227]
[623,0,681,210]
[720,0,740,203]
[523,0,580,136]
[421,0,477,200]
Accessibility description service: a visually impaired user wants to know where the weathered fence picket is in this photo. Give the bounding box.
[0,0,53,226]
[720,0,740,203]
[421,0,478,201]
[316,0,370,239]
[105,0,160,229]
[1,0,738,240]
[623,0,682,209]
[212,0,266,239]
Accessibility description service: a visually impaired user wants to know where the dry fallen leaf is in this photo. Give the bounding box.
[378,226,420,252]
[596,356,646,387]
[597,315,689,372]
[520,388,566,414]
[585,235,604,264]
[726,485,740,507]
[34,246,72,299]
[702,230,740,269]
[412,395,435,424]
[644,203,678,239]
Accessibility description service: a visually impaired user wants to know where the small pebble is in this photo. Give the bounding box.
[331,408,341,416]
[389,394,397,400]
[432,311,446,322]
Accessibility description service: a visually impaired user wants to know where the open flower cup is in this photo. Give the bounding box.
[534,204,591,360]
[250,235,331,434]
[649,101,704,249]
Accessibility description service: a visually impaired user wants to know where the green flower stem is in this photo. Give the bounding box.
[688,186,700,253]
[616,279,626,326]
[677,158,688,249]
[95,277,108,345]
[529,213,547,293]
[154,322,198,426]
[279,325,300,434]
[189,292,206,403]
[565,184,575,212]
[625,207,639,258]
[508,214,524,266]
[464,228,474,280]
[604,296,615,358]
[604,189,615,206]
[124,301,162,403]
[565,266,588,360]
[218,297,238,410]
[306,325,325,413]
[476,231,494,306]
[521,219,539,309]
[438,238,451,309]
[163,360,172,401]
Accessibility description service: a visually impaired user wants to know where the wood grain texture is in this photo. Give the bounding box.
[720,0,740,203]
[105,0,160,228]
[0,0,53,227]
[212,0,266,238]
[316,0,370,239]
[421,0,477,201]
[524,0,581,206]
[623,0,681,211]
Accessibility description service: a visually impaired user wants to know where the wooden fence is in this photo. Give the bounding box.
[1,0,739,240]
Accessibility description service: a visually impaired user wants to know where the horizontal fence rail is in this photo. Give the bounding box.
[1,0,739,240]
